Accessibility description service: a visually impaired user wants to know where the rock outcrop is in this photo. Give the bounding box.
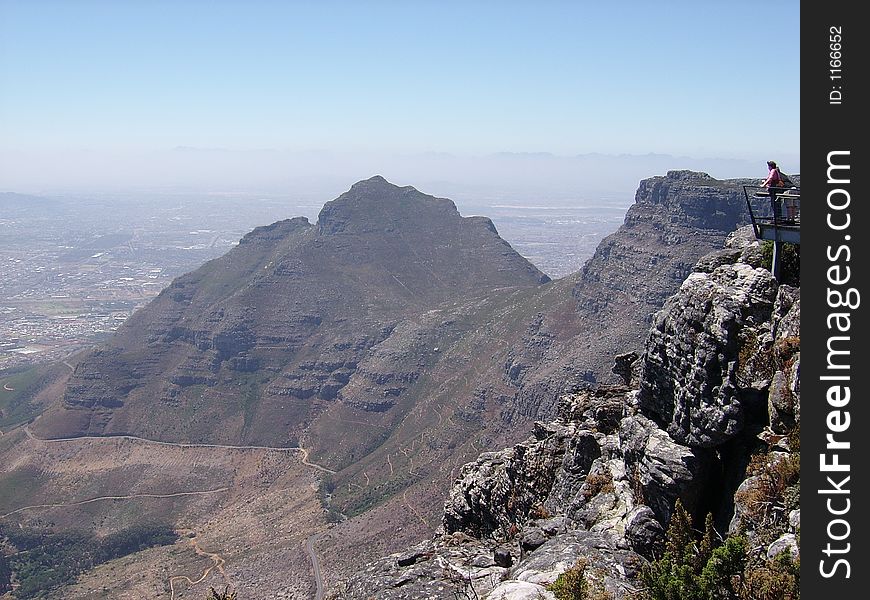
[637,236,779,448]
[339,225,800,599]
[500,171,755,425]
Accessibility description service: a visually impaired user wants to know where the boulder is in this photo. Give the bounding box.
[625,505,665,558]
[619,414,713,524]
[767,533,799,561]
[486,581,556,600]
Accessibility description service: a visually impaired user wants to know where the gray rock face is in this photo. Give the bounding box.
[487,581,555,600]
[612,351,639,385]
[768,368,797,434]
[510,529,644,597]
[789,509,800,533]
[693,248,744,273]
[625,506,666,557]
[772,285,800,340]
[494,547,514,568]
[619,414,713,524]
[442,421,573,539]
[333,533,514,600]
[505,171,756,426]
[728,475,761,535]
[638,258,778,448]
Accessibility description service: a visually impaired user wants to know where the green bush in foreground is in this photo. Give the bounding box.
[640,500,800,599]
[640,501,746,600]
[742,551,800,600]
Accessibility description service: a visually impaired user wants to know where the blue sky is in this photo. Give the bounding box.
[0,0,800,191]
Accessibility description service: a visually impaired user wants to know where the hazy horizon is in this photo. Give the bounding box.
[1,1,800,196]
[0,148,799,202]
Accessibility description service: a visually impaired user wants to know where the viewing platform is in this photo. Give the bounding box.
[743,185,800,243]
[743,184,800,280]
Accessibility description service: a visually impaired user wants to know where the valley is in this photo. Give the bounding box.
[1,419,330,599]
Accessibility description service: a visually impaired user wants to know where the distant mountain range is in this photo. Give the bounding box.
[2,150,797,197]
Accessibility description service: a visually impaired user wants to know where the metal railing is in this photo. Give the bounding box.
[743,185,800,238]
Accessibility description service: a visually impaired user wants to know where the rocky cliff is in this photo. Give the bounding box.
[492,170,756,425]
[337,226,800,599]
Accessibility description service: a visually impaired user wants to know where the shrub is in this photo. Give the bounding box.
[735,453,800,529]
[741,552,800,600]
[773,337,800,368]
[549,559,589,599]
[699,536,748,598]
[529,502,552,520]
[548,558,614,600]
[1,524,177,599]
[582,470,615,501]
[206,586,238,600]
[640,501,746,600]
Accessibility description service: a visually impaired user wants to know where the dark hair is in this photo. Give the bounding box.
[767,160,778,169]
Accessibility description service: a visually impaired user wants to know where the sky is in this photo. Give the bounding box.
[0,0,800,194]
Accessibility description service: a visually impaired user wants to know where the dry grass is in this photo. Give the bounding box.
[736,452,800,528]
[583,470,615,501]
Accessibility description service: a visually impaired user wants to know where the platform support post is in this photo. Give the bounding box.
[772,237,782,282]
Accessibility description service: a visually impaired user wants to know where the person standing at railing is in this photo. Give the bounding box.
[761,160,786,220]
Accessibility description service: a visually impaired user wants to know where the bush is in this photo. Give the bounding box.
[640,502,746,600]
[0,524,177,599]
[735,453,800,529]
[760,242,800,286]
[741,552,800,600]
[582,470,615,501]
[0,553,10,594]
[548,558,613,600]
[549,559,589,599]
[529,502,552,520]
[206,586,238,600]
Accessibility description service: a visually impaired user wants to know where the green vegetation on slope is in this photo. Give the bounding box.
[0,523,177,599]
[760,241,800,287]
[0,366,55,430]
[641,501,799,600]
[548,558,613,600]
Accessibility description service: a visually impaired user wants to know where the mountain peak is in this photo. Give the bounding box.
[346,174,404,194]
[317,176,457,235]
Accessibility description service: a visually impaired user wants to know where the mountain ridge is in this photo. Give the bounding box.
[35,176,549,446]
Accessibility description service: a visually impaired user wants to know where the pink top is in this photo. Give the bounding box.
[763,168,782,187]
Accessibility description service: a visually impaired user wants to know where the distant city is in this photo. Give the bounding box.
[0,188,629,372]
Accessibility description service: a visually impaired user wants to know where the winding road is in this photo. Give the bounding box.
[0,488,230,520]
[23,426,336,474]
[169,532,232,600]
[304,534,325,600]
[403,489,431,528]
[8,423,336,597]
